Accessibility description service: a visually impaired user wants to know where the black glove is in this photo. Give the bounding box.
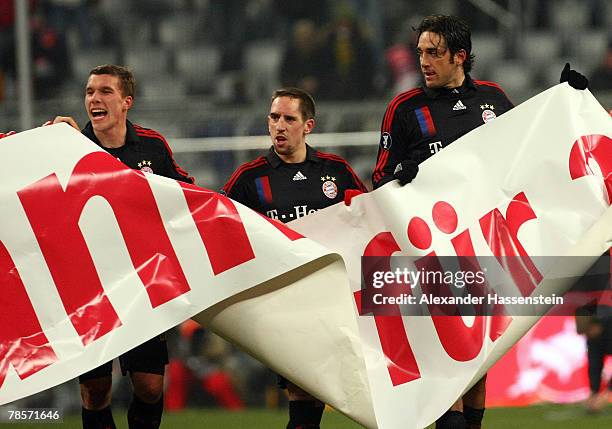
[393,150,429,186]
[393,159,419,185]
[560,63,589,90]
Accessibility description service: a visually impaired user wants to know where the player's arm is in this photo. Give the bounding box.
[337,159,368,205]
[343,162,368,193]
[495,84,514,112]
[155,136,194,184]
[222,170,252,208]
[162,154,194,184]
[372,102,421,189]
[225,183,249,206]
[372,106,405,188]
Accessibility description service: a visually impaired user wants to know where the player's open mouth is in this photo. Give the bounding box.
[91,109,107,119]
[276,136,287,142]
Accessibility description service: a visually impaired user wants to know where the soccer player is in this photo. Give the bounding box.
[575,250,612,413]
[371,14,589,429]
[223,87,367,429]
[577,303,612,413]
[52,64,193,429]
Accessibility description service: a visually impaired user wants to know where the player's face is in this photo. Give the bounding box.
[84,74,132,133]
[268,96,314,162]
[417,31,466,89]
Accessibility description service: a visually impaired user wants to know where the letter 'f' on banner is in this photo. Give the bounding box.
[355,232,422,386]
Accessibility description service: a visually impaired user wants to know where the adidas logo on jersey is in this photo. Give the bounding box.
[293,171,307,181]
[452,100,467,111]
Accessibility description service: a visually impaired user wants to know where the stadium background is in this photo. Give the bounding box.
[0,0,611,427]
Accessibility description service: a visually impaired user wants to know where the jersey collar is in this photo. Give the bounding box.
[81,120,140,148]
[423,74,477,99]
[266,144,320,168]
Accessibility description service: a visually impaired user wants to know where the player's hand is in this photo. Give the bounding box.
[393,150,428,186]
[393,160,419,185]
[560,63,588,90]
[48,116,80,131]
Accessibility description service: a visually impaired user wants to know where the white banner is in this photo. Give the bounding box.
[290,84,612,428]
[0,84,610,429]
[0,124,348,405]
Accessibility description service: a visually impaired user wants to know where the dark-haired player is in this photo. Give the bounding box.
[372,14,588,429]
[223,87,366,429]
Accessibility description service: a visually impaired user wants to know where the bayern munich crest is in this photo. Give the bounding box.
[138,160,154,173]
[480,104,497,123]
[481,109,496,123]
[321,176,338,199]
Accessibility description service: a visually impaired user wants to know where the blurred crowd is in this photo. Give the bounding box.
[0,0,610,105]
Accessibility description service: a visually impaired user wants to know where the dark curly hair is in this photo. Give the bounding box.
[416,15,475,73]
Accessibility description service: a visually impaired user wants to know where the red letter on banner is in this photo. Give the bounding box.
[18,152,191,345]
[0,241,58,388]
[415,233,487,362]
[450,229,510,346]
[569,134,612,204]
[356,232,421,386]
[479,192,542,297]
[180,183,255,274]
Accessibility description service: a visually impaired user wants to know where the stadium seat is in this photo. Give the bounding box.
[175,45,221,93]
[99,0,131,16]
[488,60,533,99]
[118,19,155,47]
[139,75,187,100]
[243,40,283,101]
[71,49,118,79]
[471,33,506,76]
[124,47,171,79]
[550,0,589,32]
[521,31,562,68]
[570,30,608,72]
[159,13,203,47]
